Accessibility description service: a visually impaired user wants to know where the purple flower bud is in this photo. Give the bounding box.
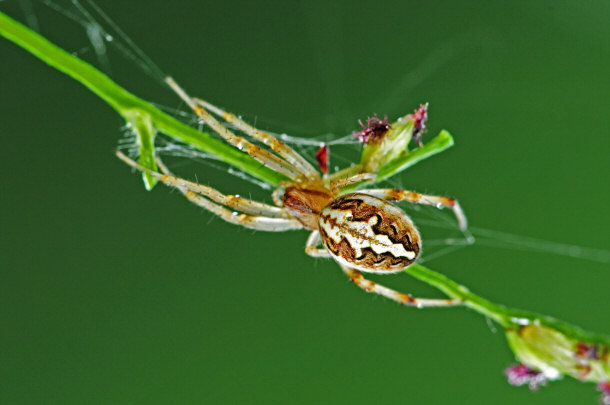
[505,363,548,391]
[353,114,391,144]
[598,382,610,405]
[411,103,428,147]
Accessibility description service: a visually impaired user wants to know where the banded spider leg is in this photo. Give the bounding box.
[165,77,318,182]
[359,189,468,230]
[191,96,319,179]
[116,151,303,232]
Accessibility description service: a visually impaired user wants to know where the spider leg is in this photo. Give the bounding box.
[193,97,319,179]
[271,187,285,207]
[166,77,304,181]
[329,172,376,193]
[304,230,333,257]
[117,151,290,218]
[304,229,461,307]
[154,156,292,218]
[180,190,302,231]
[340,265,462,308]
[359,188,468,230]
[116,152,302,231]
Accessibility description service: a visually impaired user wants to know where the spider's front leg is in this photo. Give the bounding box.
[192,97,319,179]
[165,77,311,181]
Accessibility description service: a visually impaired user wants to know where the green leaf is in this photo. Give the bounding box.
[124,110,157,190]
[376,130,454,183]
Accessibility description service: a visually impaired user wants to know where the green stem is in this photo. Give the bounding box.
[0,10,286,187]
[407,264,610,345]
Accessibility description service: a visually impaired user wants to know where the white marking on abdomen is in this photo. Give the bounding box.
[320,209,415,260]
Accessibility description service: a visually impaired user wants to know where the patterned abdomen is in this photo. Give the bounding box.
[318,193,421,273]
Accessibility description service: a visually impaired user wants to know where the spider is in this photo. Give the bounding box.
[116,77,469,308]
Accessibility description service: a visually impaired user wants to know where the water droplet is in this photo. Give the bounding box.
[510,317,531,326]
[436,202,444,209]
[105,34,114,42]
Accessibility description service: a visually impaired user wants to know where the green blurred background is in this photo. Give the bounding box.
[1,1,609,403]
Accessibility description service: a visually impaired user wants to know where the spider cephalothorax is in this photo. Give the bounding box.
[280,185,334,230]
[117,77,468,308]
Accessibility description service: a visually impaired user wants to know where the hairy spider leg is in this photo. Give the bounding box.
[153,156,292,218]
[179,190,302,231]
[116,151,302,231]
[304,231,462,307]
[360,188,468,231]
[340,266,462,308]
[117,151,289,218]
[193,97,320,179]
[329,172,377,193]
[165,77,304,181]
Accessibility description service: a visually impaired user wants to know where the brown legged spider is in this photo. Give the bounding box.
[116,77,469,308]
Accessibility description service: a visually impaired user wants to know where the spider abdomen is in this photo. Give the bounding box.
[318,193,421,273]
